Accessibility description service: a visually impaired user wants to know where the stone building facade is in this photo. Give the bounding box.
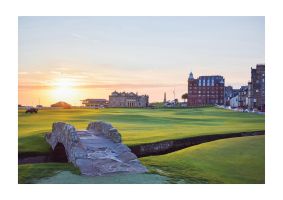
[224,86,234,106]
[229,86,248,108]
[238,86,248,108]
[109,91,149,108]
[248,64,265,111]
[187,72,225,106]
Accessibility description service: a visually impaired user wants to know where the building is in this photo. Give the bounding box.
[81,99,108,107]
[109,91,149,108]
[230,95,239,108]
[229,86,248,108]
[238,86,248,108]
[248,64,265,111]
[36,104,43,108]
[225,85,248,108]
[187,72,225,106]
[224,86,234,106]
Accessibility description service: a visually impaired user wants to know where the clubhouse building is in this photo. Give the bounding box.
[109,91,149,108]
[81,99,108,107]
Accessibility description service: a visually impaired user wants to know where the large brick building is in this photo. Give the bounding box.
[187,72,225,106]
[247,64,265,111]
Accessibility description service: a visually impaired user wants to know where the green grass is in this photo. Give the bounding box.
[19,135,265,184]
[140,135,265,184]
[18,107,264,154]
[18,163,80,184]
[34,171,170,184]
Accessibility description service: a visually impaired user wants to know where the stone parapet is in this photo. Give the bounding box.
[86,121,121,143]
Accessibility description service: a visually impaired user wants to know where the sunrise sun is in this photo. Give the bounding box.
[51,78,78,102]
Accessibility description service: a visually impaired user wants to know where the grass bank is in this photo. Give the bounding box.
[140,135,265,183]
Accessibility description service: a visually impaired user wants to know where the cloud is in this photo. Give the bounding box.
[71,33,100,44]
[71,33,83,39]
[92,39,100,43]
[80,83,184,89]
[18,71,29,75]
[55,67,72,71]
[18,83,184,90]
[18,85,50,89]
[51,71,61,74]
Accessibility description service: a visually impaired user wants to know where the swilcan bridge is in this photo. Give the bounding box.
[45,121,147,176]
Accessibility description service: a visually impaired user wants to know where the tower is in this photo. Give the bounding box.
[188,71,194,80]
[187,71,194,106]
[163,92,166,103]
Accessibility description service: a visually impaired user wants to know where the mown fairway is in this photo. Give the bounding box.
[18,107,265,184]
[141,135,265,183]
[18,107,264,154]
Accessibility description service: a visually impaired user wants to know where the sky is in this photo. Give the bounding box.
[18,16,265,106]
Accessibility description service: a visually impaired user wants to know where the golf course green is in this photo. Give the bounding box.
[18,107,264,154]
[18,107,265,184]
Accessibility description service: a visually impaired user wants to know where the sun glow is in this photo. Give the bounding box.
[51,78,78,103]
[54,78,76,88]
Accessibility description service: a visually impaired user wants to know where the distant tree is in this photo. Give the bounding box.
[181,93,188,102]
[51,101,72,109]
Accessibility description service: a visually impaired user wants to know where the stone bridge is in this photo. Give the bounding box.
[45,121,147,176]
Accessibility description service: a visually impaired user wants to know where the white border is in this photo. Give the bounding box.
[1,0,283,200]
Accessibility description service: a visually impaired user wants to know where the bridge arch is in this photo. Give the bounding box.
[52,142,68,162]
